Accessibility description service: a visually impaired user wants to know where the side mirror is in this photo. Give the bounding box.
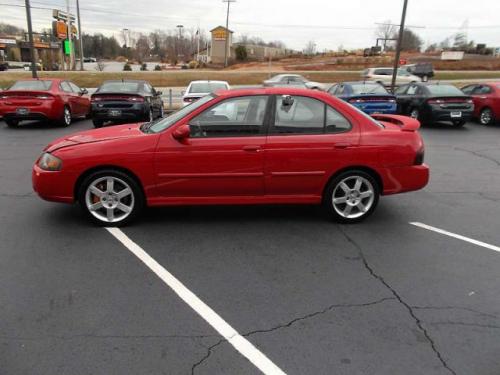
[156,90,162,96]
[172,124,191,141]
[80,88,88,95]
[281,95,294,107]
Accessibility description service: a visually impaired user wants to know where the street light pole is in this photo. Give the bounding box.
[223,0,236,68]
[390,0,409,93]
[24,0,37,78]
[76,0,84,70]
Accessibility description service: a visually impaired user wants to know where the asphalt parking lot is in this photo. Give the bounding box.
[1,118,500,375]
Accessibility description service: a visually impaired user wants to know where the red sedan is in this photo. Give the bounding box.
[0,78,90,128]
[32,88,429,226]
[462,82,500,125]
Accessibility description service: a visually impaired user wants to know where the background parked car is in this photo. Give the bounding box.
[402,63,434,82]
[395,83,474,127]
[90,80,164,128]
[263,74,325,90]
[461,82,500,125]
[362,67,421,87]
[0,78,90,128]
[182,80,230,106]
[328,81,396,114]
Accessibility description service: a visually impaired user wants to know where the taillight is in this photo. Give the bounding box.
[36,95,53,100]
[91,96,101,102]
[427,99,443,105]
[127,96,144,102]
[349,98,365,103]
[415,145,424,165]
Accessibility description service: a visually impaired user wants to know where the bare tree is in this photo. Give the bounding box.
[375,20,397,50]
[304,40,316,55]
[95,60,106,71]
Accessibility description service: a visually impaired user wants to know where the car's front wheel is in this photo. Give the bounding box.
[5,119,19,128]
[324,170,379,223]
[479,108,494,125]
[59,106,72,127]
[78,170,144,226]
[92,119,103,128]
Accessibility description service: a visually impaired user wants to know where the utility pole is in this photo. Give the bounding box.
[76,0,84,70]
[391,0,409,93]
[24,0,37,78]
[66,0,73,70]
[223,0,236,68]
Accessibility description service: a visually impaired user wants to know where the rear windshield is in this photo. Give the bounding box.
[99,82,140,92]
[10,80,52,91]
[189,82,227,94]
[426,85,464,96]
[351,83,388,95]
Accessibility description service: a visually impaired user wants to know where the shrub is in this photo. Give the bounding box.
[140,63,148,71]
[188,60,198,69]
[235,45,248,61]
[123,63,132,71]
[154,64,162,71]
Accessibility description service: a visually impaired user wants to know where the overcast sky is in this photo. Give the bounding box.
[2,0,500,50]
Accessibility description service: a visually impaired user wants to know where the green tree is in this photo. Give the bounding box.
[235,45,248,61]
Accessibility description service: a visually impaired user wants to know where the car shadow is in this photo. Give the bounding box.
[421,121,472,130]
[1,118,88,130]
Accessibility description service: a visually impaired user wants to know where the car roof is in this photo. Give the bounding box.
[216,87,331,99]
[102,80,146,84]
[15,78,63,82]
[188,80,229,84]
[342,81,383,85]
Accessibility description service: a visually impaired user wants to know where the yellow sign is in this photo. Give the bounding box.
[213,30,227,41]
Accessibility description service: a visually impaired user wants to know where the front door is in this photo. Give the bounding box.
[154,95,269,199]
[264,95,359,198]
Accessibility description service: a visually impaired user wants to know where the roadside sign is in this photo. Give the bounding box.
[63,40,73,55]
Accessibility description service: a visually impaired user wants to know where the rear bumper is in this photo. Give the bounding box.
[32,164,75,203]
[91,103,147,121]
[382,164,429,195]
[0,104,61,121]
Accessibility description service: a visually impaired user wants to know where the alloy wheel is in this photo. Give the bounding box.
[410,108,419,119]
[332,176,375,219]
[63,107,71,126]
[85,176,135,223]
[480,108,493,125]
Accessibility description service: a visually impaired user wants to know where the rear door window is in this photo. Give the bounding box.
[60,81,73,93]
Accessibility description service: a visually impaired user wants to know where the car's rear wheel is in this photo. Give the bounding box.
[78,170,144,226]
[5,119,19,128]
[59,106,72,127]
[409,108,420,120]
[324,170,380,223]
[452,120,466,127]
[92,119,104,128]
[479,108,494,125]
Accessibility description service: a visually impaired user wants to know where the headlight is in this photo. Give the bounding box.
[38,153,63,171]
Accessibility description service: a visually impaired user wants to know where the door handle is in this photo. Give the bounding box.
[242,145,261,152]
[334,142,352,149]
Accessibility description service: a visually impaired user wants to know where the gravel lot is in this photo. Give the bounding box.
[0,118,499,375]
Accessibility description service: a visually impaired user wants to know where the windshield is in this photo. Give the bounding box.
[98,82,140,92]
[148,95,215,133]
[10,80,52,91]
[397,69,411,76]
[351,83,388,95]
[426,85,464,96]
[189,82,227,94]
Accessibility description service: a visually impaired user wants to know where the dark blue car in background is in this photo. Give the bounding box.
[328,81,397,115]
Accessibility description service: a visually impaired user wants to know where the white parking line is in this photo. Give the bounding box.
[106,227,286,375]
[409,222,500,252]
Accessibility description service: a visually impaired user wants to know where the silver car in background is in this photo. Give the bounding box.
[263,74,325,90]
[182,80,230,106]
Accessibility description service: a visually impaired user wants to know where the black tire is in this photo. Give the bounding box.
[92,119,104,128]
[5,119,19,128]
[452,120,466,127]
[59,106,72,127]
[323,170,380,224]
[479,108,494,126]
[78,169,144,227]
[159,104,164,118]
[409,107,420,121]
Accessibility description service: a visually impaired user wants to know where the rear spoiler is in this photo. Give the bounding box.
[371,114,420,132]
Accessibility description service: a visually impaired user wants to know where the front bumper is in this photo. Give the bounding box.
[32,164,76,203]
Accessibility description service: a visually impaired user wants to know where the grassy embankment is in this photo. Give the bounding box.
[1,70,500,88]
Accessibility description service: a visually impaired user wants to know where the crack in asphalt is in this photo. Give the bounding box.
[429,321,500,330]
[411,305,499,320]
[454,147,500,167]
[190,297,395,374]
[337,225,457,375]
[0,333,218,341]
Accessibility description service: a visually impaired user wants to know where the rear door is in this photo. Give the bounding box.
[60,81,79,115]
[471,85,494,117]
[264,95,359,198]
[154,95,269,198]
[68,81,88,116]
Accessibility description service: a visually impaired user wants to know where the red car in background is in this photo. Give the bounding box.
[32,88,429,226]
[0,78,90,128]
[461,82,500,125]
